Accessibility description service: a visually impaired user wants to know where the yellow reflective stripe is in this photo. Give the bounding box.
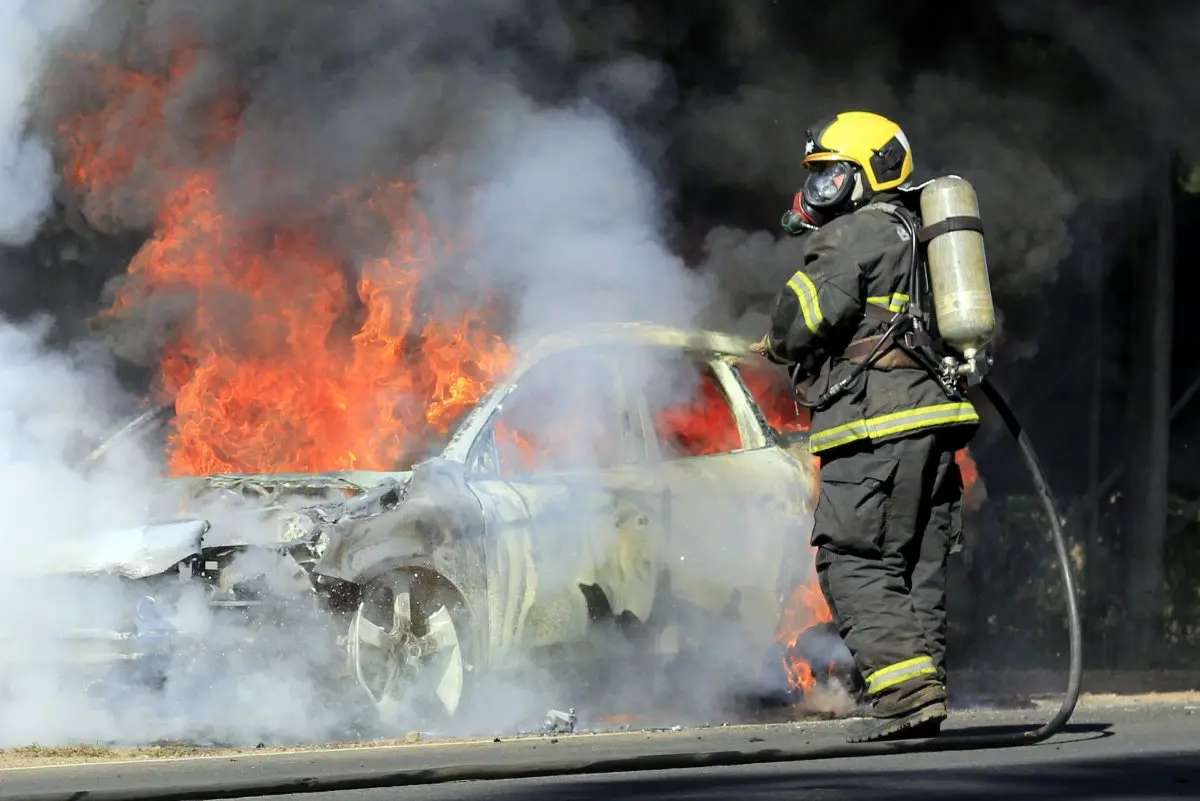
[866,292,910,313]
[865,655,938,695]
[809,402,980,453]
[786,272,825,335]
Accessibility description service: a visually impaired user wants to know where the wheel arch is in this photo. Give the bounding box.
[359,559,472,619]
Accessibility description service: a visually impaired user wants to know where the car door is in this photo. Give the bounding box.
[463,345,666,667]
[618,346,812,652]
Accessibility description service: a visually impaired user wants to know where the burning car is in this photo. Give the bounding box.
[56,323,825,722]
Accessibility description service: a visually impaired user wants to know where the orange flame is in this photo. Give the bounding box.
[956,448,978,495]
[58,49,513,476]
[655,375,743,457]
[738,362,812,436]
[774,580,834,694]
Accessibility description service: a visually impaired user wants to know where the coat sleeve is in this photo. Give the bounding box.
[764,222,865,366]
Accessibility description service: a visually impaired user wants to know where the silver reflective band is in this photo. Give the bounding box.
[865,655,938,695]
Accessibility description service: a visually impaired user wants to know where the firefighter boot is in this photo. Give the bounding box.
[846,682,948,744]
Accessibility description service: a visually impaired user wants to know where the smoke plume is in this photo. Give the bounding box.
[0,0,96,245]
[20,1,1200,358]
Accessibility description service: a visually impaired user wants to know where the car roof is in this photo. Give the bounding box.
[518,322,756,368]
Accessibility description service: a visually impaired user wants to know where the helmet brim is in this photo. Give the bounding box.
[802,152,862,169]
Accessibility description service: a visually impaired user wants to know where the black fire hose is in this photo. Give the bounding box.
[967,377,1084,741]
[26,382,1082,801]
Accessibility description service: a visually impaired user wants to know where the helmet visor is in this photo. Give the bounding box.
[802,161,855,208]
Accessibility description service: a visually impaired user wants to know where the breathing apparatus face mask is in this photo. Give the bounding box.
[781,161,862,236]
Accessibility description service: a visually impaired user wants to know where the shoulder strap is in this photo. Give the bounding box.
[862,200,902,217]
[863,199,984,242]
[858,199,928,330]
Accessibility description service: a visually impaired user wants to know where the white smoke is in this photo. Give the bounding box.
[461,99,713,345]
[0,316,154,559]
[0,317,375,747]
[0,0,98,245]
[0,314,158,745]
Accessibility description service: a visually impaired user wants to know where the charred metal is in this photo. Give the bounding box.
[50,324,827,723]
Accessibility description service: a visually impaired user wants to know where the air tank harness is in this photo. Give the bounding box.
[789,200,969,411]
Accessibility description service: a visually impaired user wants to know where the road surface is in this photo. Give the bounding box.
[0,697,1195,800]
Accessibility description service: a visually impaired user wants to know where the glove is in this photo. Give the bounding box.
[752,335,793,366]
[750,335,781,362]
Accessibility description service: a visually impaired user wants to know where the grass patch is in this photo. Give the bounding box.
[6,744,115,758]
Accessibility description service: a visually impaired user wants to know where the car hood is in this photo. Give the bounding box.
[10,470,413,580]
[168,470,409,504]
[17,519,212,580]
[165,469,413,542]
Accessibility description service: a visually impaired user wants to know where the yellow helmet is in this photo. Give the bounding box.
[802,111,914,192]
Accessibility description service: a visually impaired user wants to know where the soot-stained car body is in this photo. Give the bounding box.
[52,324,819,719]
[309,323,819,718]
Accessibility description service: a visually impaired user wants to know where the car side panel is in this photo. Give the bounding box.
[468,477,548,667]
[464,348,666,663]
[617,350,819,651]
[657,448,813,646]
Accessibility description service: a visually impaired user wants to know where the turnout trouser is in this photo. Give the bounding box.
[812,431,966,713]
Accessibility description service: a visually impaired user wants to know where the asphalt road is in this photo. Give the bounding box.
[2,700,1196,800]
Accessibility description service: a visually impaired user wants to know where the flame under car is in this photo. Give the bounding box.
[63,324,823,722]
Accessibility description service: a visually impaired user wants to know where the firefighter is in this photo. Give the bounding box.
[751,111,980,742]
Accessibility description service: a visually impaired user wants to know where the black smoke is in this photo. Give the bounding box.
[2,0,1194,367]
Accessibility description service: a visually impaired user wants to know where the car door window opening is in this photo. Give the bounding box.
[652,360,744,459]
[471,350,629,477]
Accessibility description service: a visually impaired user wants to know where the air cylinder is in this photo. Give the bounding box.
[919,175,996,360]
